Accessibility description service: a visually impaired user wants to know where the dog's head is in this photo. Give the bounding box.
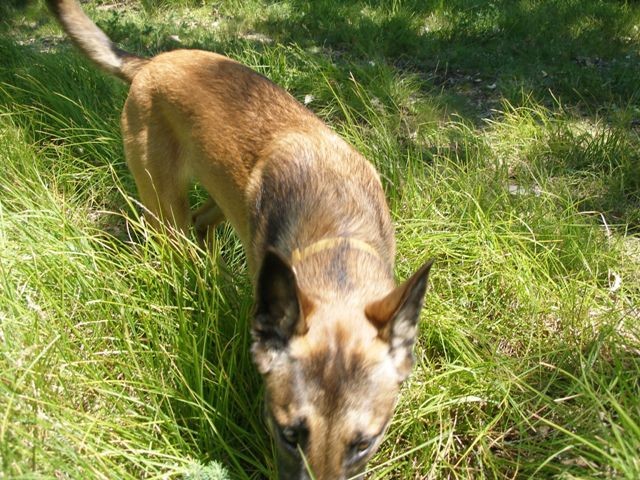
[252,249,433,480]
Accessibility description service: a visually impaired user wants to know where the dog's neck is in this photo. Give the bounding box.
[249,131,396,294]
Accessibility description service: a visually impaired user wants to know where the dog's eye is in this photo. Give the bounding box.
[349,437,375,462]
[355,439,372,453]
[281,426,298,447]
[278,422,308,452]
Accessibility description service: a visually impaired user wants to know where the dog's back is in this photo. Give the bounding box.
[120,49,331,252]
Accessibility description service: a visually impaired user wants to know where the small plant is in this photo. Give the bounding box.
[184,461,231,480]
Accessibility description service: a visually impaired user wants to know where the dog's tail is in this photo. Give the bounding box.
[46,0,148,83]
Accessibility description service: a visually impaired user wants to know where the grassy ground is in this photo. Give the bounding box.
[1,0,639,478]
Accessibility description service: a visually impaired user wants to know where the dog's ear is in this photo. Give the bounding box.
[252,248,309,373]
[365,259,434,380]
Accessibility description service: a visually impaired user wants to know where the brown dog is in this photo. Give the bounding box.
[46,1,433,478]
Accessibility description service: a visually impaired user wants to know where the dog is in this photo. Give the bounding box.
[46,1,433,478]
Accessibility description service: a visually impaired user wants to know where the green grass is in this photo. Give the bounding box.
[1,0,639,478]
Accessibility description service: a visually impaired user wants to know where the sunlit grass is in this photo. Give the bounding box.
[1,1,639,478]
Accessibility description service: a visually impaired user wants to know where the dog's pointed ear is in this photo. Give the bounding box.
[252,248,310,374]
[365,259,434,380]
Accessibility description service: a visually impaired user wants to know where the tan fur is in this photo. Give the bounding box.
[47,1,434,478]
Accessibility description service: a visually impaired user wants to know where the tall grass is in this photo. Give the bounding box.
[1,1,639,478]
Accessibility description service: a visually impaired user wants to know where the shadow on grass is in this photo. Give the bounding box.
[3,1,639,114]
[254,0,640,113]
[0,0,30,17]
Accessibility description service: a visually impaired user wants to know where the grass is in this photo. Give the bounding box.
[1,0,639,478]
